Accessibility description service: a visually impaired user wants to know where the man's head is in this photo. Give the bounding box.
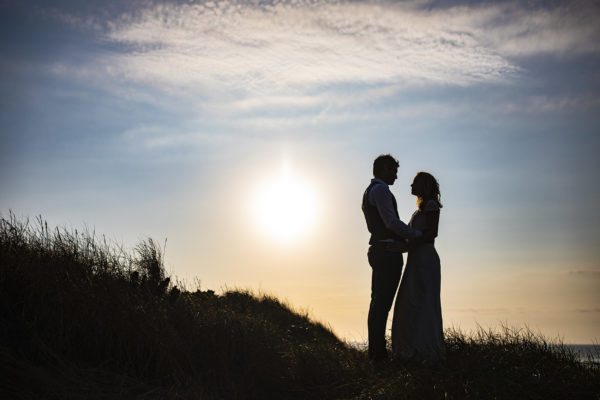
[373,154,399,185]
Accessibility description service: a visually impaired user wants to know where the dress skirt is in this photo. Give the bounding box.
[391,243,445,362]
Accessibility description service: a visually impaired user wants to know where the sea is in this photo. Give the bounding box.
[564,344,600,364]
[348,342,599,364]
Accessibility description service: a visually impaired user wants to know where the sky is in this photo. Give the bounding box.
[1,0,599,344]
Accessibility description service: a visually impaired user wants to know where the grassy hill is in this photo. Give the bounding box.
[1,214,598,399]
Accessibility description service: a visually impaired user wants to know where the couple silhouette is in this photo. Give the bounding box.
[362,154,445,364]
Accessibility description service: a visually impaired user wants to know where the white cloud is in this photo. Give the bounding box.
[99,0,521,93]
[45,0,600,114]
[121,124,229,150]
[470,1,600,57]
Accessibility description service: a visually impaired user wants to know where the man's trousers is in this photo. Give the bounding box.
[367,245,403,361]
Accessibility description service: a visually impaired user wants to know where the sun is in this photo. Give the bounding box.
[252,167,318,244]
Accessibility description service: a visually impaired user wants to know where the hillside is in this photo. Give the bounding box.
[1,214,598,399]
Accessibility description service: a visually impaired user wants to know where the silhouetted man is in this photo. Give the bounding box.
[362,154,422,362]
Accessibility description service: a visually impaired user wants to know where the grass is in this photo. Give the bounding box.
[1,213,598,399]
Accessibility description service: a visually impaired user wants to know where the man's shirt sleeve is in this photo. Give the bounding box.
[369,184,422,239]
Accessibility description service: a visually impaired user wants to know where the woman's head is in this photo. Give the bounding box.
[411,172,442,209]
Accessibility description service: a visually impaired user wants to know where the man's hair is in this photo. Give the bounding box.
[373,154,399,177]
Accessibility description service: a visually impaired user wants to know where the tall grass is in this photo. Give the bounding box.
[1,213,598,399]
[0,213,367,399]
[361,327,599,400]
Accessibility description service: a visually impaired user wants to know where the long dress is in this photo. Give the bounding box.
[391,199,445,362]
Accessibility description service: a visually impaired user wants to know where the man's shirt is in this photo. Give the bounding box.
[367,178,422,239]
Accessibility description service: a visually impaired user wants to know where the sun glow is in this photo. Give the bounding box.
[252,167,318,244]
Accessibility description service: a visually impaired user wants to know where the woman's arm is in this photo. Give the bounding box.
[421,210,439,242]
[409,204,440,248]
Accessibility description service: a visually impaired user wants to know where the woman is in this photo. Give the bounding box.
[391,172,445,363]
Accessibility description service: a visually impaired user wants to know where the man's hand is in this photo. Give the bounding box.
[385,239,409,253]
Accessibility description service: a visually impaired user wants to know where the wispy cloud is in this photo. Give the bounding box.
[469,1,600,57]
[93,0,599,93]
[120,123,241,150]
[486,93,600,115]
[574,308,600,313]
[449,307,527,314]
[94,0,524,94]
[449,306,600,315]
[33,0,600,123]
[564,269,600,277]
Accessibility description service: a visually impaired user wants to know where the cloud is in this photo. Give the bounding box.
[37,0,600,115]
[449,308,521,314]
[94,0,522,93]
[449,306,600,315]
[574,308,600,313]
[120,123,239,150]
[564,269,600,277]
[468,1,600,57]
[488,93,600,115]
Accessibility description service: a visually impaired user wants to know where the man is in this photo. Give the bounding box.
[362,154,422,362]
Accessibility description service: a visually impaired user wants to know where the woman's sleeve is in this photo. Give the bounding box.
[422,200,440,241]
[422,210,439,241]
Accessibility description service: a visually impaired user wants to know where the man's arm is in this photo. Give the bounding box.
[370,185,422,239]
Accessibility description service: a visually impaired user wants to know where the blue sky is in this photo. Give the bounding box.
[1,0,599,343]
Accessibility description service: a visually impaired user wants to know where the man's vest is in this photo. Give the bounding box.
[362,181,401,245]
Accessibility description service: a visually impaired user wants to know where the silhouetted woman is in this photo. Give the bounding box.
[391,172,445,363]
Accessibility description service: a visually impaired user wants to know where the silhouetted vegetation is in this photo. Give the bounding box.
[1,213,598,399]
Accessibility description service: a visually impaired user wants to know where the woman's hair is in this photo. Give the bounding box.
[415,172,443,210]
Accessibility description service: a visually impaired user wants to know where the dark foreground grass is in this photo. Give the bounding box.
[1,214,598,399]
